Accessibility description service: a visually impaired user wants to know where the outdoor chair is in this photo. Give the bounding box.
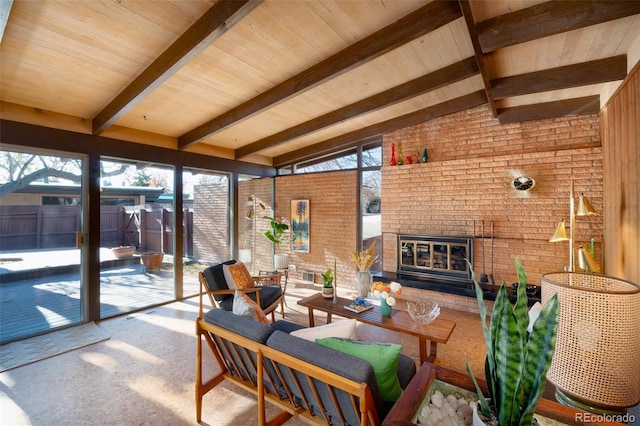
[198,260,285,322]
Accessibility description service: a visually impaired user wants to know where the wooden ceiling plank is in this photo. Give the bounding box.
[458,0,499,118]
[0,0,13,42]
[178,0,463,149]
[497,95,600,124]
[477,0,640,54]
[492,55,627,99]
[273,90,487,167]
[92,0,262,135]
[235,56,479,159]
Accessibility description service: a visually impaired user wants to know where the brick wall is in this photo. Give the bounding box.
[383,104,603,286]
[193,182,229,263]
[270,105,603,310]
[275,171,358,287]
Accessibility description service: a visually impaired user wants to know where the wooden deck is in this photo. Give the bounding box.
[0,250,200,343]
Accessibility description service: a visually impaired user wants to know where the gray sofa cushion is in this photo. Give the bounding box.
[203,308,273,343]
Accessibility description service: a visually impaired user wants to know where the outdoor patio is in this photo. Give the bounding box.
[0,248,200,343]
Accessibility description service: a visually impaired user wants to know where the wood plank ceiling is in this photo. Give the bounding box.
[1,0,639,168]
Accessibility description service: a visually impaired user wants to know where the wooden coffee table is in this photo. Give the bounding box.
[297,293,456,364]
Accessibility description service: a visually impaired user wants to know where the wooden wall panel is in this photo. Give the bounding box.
[600,62,640,284]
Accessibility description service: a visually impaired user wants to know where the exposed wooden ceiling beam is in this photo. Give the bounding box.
[458,0,499,118]
[497,95,600,125]
[235,57,479,159]
[274,90,487,167]
[492,55,627,99]
[92,0,262,135]
[477,1,640,54]
[178,0,463,149]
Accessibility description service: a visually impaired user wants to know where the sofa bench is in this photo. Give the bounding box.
[196,308,417,425]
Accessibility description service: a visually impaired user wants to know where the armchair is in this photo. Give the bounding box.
[198,260,285,322]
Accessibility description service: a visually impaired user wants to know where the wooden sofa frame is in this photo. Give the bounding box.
[195,317,381,426]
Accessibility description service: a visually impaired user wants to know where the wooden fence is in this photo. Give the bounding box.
[0,205,193,255]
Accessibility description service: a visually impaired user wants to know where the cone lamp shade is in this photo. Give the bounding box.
[541,273,640,412]
[549,221,569,242]
[577,193,597,217]
[577,247,601,273]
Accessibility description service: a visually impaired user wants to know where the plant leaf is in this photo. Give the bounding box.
[513,258,530,345]
[465,355,492,417]
[466,259,497,406]
[519,294,559,425]
[491,285,524,426]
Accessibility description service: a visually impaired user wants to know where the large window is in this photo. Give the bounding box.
[361,145,382,272]
[0,147,86,343]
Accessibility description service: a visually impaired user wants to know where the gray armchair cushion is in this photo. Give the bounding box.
[202,260,236,305]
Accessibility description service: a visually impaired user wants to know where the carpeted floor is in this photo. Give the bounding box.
[0,280,487,425]
[0,322,110,373]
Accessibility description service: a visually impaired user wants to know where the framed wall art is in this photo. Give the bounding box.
[291,199,309,253]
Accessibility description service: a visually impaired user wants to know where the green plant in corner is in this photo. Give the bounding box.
[321,268,334,288]
[465,258,559,426]
[262,216,289,251]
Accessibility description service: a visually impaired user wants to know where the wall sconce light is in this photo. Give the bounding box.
[549,180,600,272]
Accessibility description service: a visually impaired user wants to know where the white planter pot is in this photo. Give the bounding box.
[273,253,289,269]
[238,249,252,263]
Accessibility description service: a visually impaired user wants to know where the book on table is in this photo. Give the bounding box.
[344,300,374,313]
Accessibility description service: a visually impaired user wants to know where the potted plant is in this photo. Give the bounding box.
[262,215,289,269]
[321,268,334,298]
[466,258,559,426]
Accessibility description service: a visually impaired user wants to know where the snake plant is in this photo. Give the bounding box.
[466,258,559,425]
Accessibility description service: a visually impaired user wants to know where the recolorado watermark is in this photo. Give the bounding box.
[575,412,635,423]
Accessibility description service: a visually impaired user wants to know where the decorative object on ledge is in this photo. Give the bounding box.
[397,143,404,165]
[407,300,440,326]
[372,281,402,317]
[390,143,397,166]
[141,252,163,271]
[549,180,600,272]
[422,147,428,164]
[541,272,640,415]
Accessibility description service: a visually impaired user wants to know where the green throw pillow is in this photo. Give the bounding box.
[315,337,403,401]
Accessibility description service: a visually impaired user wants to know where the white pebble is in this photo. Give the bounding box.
[446,394,459,405]
[431,390,444,407]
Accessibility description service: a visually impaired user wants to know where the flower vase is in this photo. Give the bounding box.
[355,270,372,298]
[390,143,397,166]
[380,297,392,317]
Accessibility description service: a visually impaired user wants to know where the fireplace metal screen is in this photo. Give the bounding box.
[397,235,473,282]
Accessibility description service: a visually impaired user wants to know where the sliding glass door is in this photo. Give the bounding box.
[99,159,175,318]
[0,146,86,343]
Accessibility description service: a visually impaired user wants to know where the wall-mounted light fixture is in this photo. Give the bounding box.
[549,180,600,272]
[511,175,535,191]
